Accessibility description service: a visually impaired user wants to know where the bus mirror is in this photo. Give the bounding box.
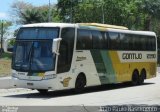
[52,38,62,55]
[4,38,15,53]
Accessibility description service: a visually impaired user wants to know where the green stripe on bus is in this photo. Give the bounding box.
[101,51,117,83]
[90,50,106,73]
[91,50,116,84]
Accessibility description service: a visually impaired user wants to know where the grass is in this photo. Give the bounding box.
[0,52,12,77]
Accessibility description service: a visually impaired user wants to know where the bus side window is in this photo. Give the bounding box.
[150,37,156,51]
[108,32,119,50]
[119,33,126,50]
[92,30,104,49]
[101,32,108,49]
[76,29,92,50]
[141,35,147,51]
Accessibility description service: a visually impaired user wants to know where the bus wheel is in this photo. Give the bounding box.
[139,69,146,85]
[75,74,86,93]
[132,70,139,86]
[37,89,48,94]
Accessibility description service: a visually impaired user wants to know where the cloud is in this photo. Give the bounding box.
[0,12,8,19]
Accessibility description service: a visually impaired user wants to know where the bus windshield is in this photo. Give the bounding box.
[17,27,59,40]
[12,41,55,72]
[12,27,59,72]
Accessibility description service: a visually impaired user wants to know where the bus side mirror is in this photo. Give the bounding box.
[52,38,62,55]
[4,38,15,53]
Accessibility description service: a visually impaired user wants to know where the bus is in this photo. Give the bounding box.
[10,23,157,93]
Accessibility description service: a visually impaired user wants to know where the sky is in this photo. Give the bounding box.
[0,0,57,20]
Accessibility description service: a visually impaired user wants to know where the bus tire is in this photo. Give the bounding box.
[37,89,48,94]
[139,69,146,85]
[132,70,139,86]
[75,73,86,93]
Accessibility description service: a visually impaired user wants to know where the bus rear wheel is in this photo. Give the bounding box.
[75,74,86,93]
[132,70,139,86]
[37,89,48,94]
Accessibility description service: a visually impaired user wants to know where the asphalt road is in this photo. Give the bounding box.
[0,73,160,112]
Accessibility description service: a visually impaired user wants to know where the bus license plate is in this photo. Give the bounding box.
[27,83,33,86]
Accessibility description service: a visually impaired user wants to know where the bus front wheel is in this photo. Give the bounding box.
[75,74,86,93]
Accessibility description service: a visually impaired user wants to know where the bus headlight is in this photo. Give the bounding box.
[43,74,57,80]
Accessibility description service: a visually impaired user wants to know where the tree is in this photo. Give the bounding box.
[10,0,33,24]
[57,0,77,22]
[57,0,140,28]
[0,21,12,35]
[137,0,160,30]
[10,1,60,24]
[20,8,43,24]
[37,5,61,22]
[0,21,12,53]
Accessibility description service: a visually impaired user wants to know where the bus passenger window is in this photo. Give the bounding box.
[108,32,119,50]
[92,30,103,49]
[101,32,108,49]
[119,33,125,50]
[76,29,92,50]
[150,37,156,51]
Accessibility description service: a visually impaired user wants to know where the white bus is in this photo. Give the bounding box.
[10,23,157,93]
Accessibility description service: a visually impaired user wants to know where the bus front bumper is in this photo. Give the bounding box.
[12,77,58,90]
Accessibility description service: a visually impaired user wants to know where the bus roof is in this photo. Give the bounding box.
[22,23,128,30]
[108,29,156,36]
[78,23,128,30]
[21,23,156,36]
[22,23,75,28]
[77,23,156,36]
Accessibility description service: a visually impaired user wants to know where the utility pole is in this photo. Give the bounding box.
[102,2,104,24]
[0,20,4,53]
[97,0,105,24]
[48,0,51,22]
[70,0,73,23]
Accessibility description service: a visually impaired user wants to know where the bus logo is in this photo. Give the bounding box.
[76,56,87,61]
[122,53,142,60]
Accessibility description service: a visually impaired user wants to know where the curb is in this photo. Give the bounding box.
[0,77,13,89]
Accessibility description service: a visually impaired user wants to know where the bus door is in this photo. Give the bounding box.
[57,27,75,78]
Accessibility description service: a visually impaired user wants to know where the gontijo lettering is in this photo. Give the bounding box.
[122,53,142,60]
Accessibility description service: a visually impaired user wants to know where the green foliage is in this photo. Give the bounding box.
[57,0,160,36]
[10,1,60,24]
[57,0,141,27]
[20,8,43,24]
[9,38,16,46]
[0,53,12,60]
[0,21,12,35]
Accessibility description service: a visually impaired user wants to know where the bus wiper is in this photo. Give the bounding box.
[29,42,34,71]
[28,42,33,61]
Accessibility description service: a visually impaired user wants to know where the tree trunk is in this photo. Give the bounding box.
[144,16,152,31]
